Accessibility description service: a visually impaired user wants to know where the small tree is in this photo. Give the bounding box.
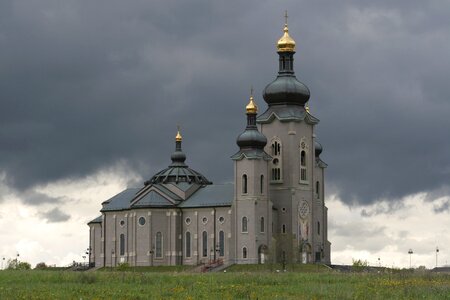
[352,259,369,272]
[6,259,31,270]
[35,262,48,270]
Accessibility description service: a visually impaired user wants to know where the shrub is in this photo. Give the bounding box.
[35,262,48,270]
[352,259,369,272]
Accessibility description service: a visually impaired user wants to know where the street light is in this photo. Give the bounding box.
[150,247,154,267]
[408,249,413,269]
[215,244,220,261]
[86,247,92,267]
[111,249,115,269]
[436,247,439,268]
[1,257,4,270]
[82,256,86,265]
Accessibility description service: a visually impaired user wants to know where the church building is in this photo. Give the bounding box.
[88,18,331,267]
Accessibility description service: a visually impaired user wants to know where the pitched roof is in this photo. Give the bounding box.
[101,188,140,212]
[87,215,102,224]
[179,183,233,208]
[257,105,319,124]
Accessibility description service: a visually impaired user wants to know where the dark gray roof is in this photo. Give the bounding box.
[316,158,328,168]
[132,190,175,207]
[231,149,272,161]
[101,188,140,212]
[257,105,319,124]
[87,215,102,224]
[99,183,233,214]
[179,184,233,208]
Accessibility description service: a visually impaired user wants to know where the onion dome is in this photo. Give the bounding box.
[315,141,323,157]
[145,128,212,186]
[277,24,296,52]
[246,94,258,114]
[236,92,267,149]
[263,13,310,107]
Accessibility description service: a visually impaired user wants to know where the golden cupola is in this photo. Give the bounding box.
[277,12,296,52]
[175,127,182,142]
[246,94,258,114]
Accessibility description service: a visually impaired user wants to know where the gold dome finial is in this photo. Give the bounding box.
[175,125,182,142]
[305,102,310,113]
[277,11,296,52]
[246,86,258,114]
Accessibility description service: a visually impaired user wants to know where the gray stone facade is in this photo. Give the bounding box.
[88,22,331,267]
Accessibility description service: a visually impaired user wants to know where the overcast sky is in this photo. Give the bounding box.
[1,0,449,268]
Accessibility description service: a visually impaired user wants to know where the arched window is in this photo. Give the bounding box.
[243,247,248,259]
[300,150,307,182]
[185,232,191,258]
[260,217,265,233]
[317,222,320,235]
[242,216,248,233]
[316,181,320,199]
[119,234,125,256]
[242,174,248,194]
[219,231,225,257]
[156,232,163,258]
[260,175,264,194]
[202,231,208,257]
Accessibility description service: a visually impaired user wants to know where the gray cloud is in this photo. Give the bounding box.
[39,207,70,223]
[361,202,406,217]
[433,200,450,214]
[1,1,450,206]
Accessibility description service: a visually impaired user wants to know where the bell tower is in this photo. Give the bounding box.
[231,91,273,264]
[257,13,330,264]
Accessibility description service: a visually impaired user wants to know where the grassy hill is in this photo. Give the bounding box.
[0,265,449,299]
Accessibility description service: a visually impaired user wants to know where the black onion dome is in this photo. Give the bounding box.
[147,166,211,185]
[263,75,310,106]
[144,132,211,186]
[315,141,323,157]
[237,129,267,149]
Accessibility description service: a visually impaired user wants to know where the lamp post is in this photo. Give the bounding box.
[209,248,213,264]
[215,244,220,261]
[86,247,92,267]
[1,257,4,270]
[111,249,115,269]
[378,257,381,267]
[82,256,86,265]
[436,247,439,268]
[408,249,413,269]
[150,247,154,267]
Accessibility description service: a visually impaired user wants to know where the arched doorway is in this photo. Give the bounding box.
[258,245,269,264]
[300,242,312,264]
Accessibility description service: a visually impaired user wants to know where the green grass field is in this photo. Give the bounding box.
[0,265,449,299]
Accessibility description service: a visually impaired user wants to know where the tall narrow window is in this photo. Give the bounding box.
[242,174,248,194]
[317,222,320,235]
[156,232,162,258]
[243,247,248,259]
[271,139,282,181]
[300,150,307,182]
[185,232,191,258]
[260,175,264,194]
[260,217,265,233]
[219,231,225,257]
[119,234,125,256]
[282,224,286,234]
[202,231,208,257]
[316,181,320,199]
[242,217,248,233]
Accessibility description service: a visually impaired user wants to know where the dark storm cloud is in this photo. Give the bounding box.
[39,207,70,223]
[1,0,450,206]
